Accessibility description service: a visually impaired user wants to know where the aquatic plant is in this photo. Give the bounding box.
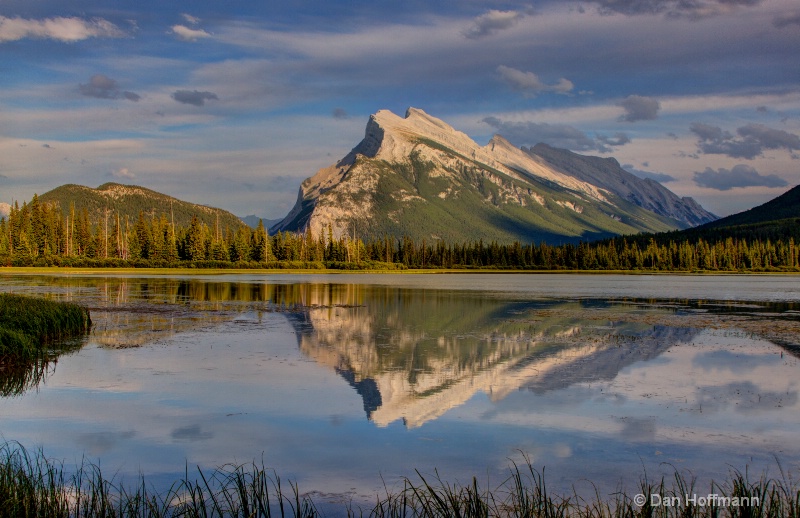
[0,293,91,365]
[0,443,798,517]
[0,294,90,396]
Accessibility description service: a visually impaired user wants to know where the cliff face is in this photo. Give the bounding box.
[273,108,715,244]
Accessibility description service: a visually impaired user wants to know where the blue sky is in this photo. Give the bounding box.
[1,0,799,219]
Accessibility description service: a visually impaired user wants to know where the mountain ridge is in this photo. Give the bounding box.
[273,108,715,244]
[697,184,800,230]
[38,182,246,230]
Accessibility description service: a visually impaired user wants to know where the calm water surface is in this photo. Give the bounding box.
[0,272,799,507]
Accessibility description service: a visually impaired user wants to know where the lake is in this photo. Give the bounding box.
[1,272,799,510]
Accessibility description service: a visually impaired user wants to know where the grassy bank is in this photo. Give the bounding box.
[0,294,91,367]
[0,444,797,517]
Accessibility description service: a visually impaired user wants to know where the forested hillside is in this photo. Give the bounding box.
[1,190,797,272]
[39,183,245,230]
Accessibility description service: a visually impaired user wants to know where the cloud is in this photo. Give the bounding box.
[596,133,631,147]
[693,164,787,190]
[464,10,525,39]
[618,95,660,122]
[182,14,202,25]
[773,11,800,28]
[332,108,349,120]
[108,167,135,180]
[0,15,124,42]
[587,0,764,18]
[79,74,140,102]
[171,25,212,41]
[622,164,676,183]
[170,424,213,442]
[496,65,573,97]
[483,116,623,152]
[171,90,219,106]
[738,124,800,152]
[691,122,800,159]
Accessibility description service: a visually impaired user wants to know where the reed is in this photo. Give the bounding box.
[0,293,91,366]
[0,443,797,517]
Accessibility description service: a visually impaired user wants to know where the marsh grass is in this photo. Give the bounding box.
[1,444,798,518]
[0,293,91,365]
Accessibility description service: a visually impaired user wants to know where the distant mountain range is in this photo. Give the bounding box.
[39,183,246,230]
[273,108,715,244]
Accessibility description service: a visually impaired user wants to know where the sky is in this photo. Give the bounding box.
[1,0,799,219]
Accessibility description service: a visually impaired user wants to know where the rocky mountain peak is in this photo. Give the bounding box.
[273,108,716,243]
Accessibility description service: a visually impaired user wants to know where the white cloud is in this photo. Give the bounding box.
[171,25,212,41]
[109,167,136,180]
[0,15,124,42]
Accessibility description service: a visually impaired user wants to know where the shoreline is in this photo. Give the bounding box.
[2,266,800,276]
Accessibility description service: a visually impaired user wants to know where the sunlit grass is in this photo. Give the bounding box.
[0,444,797,517]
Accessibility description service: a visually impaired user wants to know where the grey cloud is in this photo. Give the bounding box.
[691,122,800,159]
[622,164,676,183]
[695,381,797,415]
[79,74,140,102]
[332,107,349,119]
[693,164,787,190]
[597,132,631,147]
[773,10,800,28]
[171,90,219,106]
[497,65,573,97]
[589,0,764,18]
[738,123,800,151]
[618,416,656,441]
[483,116,620,152]
[171,424,213,442]
[75,431,135,456]
[464,9,525,39]
[618,95,660,122]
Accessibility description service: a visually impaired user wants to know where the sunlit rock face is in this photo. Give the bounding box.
[273,108,715,244]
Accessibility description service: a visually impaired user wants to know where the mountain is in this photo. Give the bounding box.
[698,184,800,230]
[273,108,715,244]
[526,144,715,227]
[240,215,281,229]
[39,183,246,230]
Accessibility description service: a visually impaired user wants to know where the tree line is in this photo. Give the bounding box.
[1,195,799,272]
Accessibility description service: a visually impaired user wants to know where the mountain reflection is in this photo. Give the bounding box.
[2,277,700,423]
[281,285,700,428]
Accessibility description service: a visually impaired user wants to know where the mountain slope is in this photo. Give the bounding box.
[527,143,715,227]
[273,108,714,244]
[698,184,800,229]
[39,183,246,230]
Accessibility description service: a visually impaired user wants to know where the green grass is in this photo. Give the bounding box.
[0,444,797,517]
[0,294,91,367]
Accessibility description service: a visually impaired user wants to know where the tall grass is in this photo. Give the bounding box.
[0,293,91,366]
[0,443,797,517]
